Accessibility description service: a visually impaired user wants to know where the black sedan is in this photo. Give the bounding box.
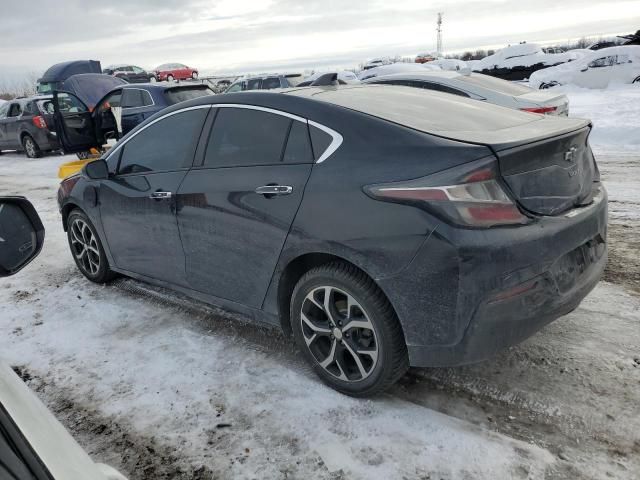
[56,86,607,396]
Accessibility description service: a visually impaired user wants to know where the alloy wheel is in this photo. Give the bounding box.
[300,286,379,382]
[24,137,36,157]
[69,218,101,276]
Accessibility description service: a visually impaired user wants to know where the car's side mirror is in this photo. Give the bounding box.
[84,159,109,180]
[0,197,45,277]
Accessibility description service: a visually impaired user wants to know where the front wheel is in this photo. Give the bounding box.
[22,135,42,158]
[192,71,198,80]
[67,210,116,283]
[149,76,157,83]
[290,262,408,396]
[166,74,174,82]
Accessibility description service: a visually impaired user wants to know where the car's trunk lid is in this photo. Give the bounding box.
[496,125,597,215]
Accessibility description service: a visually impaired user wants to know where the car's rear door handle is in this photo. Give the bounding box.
[149,191,172,199]
[255,185,293,197]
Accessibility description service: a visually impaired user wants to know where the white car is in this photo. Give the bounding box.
[0,196,127,480]
[363,70,569,115]
[357,62,441,81]
[529,45,640,89]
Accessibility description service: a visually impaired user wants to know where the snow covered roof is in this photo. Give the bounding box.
[358,62,441,80]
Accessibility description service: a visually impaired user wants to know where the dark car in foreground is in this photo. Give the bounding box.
[103,64,156,83]
[56,86,607,396]
[52,82,214,153]
[0,96,59,157]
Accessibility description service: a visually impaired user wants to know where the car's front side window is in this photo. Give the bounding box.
[121,89,145,109]
[204,107,292,168]
[0,103,9,119]
[226,83,244,93]
[246,79,262,90]
[117,108,208,175]
[262,77,281,90]
[7,104,22,117]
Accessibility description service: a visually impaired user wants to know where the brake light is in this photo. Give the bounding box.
[520,106,557,114]
[32,115,47,129]
[60,175,80,196]
[364,160,529,228]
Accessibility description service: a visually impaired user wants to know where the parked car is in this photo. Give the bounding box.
[0,196,127,480]
[587,41,618,51]
[364,71,569,115]
[36,60,102,94]
[225,74,304,92]
[362,57,391,70]
[529,45,640,89]
[55,86,606,396]
[0,96,60,158]
[153,63,198,82]
[103,64,156,83]
[51,82,214,154]
[357,62,441,81]
[415,53,437,63]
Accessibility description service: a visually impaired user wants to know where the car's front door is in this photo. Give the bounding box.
[0,102,9,147]
[177,106,314,308]
[98,106,210,284]
[4,103,23,149]
[52,92,99,153]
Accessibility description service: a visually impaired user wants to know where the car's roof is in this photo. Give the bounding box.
[116,82,211,91]
[364,71,463,82]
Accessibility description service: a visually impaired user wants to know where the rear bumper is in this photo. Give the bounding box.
[378,185,608,367]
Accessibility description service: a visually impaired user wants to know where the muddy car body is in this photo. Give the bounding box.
[56,86,607,395]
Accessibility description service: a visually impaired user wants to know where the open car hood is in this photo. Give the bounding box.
[61,74,127,109]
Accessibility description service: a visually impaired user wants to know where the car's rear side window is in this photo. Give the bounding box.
[309,125,332,161]
[122,89,149,108]
[204,107,291,168]
[283,121,314,164]
[118,108,208,175]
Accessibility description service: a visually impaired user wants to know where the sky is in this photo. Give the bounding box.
[0,0,639,79]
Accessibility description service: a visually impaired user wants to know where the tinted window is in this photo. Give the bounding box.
[132,66,145,74]
[283,121,314,163]
[122,89,145,108]
[226,82,244,93]
[164,87,213,104]
[309,125,332,161]
[262,77,281,90]
[7,103,22,117]
[421,82,470,97]
[247,79,262,90]
[204,108,291,167]
[22,102,36,115]
[118,108,208,175]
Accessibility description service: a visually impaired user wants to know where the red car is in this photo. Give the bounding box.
[154,63,198,82]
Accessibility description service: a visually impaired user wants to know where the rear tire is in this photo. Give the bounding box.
[290,262,408,397]
[149,76,157,83]
[22,135,42,158]
[192,72,198,80]
[66,210,116,283]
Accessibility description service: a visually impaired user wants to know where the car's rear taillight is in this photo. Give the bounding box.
[520,106,557,114]
[364,159,530,228]
[60,175,80,196]
[32,115,47,129]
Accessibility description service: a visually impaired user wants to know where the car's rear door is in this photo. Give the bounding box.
[98,105,210,285]
[177,105,314,308]
[52,91,99,153]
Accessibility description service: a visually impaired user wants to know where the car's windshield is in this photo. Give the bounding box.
[457,73,533,95]
[164,86,214,104]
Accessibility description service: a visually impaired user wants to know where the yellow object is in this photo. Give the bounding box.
[58,159,92,179]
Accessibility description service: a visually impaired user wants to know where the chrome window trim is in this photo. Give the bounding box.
[308,120,344,163]
[104,105,212,162]
[105,103,343,165]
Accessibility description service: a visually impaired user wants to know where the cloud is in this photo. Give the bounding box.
[0,0,638,76]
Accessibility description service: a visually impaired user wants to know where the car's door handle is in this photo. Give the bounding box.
[255,185,293,196]
[149,191,172,199]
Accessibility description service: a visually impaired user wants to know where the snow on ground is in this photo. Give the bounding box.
[0,84,639,479]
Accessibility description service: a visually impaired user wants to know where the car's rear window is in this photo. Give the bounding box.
[457,74,532,96]
[164,87,214,105]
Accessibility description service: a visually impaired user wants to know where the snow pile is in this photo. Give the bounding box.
[358,62,441,80]
[529,45,640,89]
[562,84,640,152]
[474,43,580,71]
[430,58,469,72]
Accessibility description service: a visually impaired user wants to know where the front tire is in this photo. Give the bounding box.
[166,74,174,82]
[66,210,116,283]
[290,262,408,396]
[22,135,42,158]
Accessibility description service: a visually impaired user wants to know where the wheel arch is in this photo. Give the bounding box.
[275,252,400,338]
[60,202,82,232]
